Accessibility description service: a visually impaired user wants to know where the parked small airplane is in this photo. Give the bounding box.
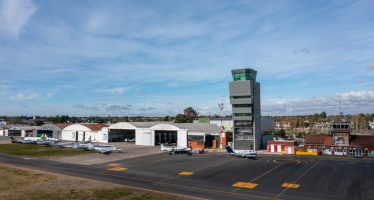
[10,137,40,144]
[88,144,123,154]
[73,143,123,154]
[161,144,192,156]
[225,146,257,159]
[51,142,75,148]
[9,136,122,155]
[36,140,57,146]
[10,136,22,144]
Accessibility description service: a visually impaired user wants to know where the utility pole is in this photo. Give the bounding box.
[218,103,224,128]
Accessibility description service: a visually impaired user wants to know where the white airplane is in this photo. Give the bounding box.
[11,136,40,144]
[161,144,192,155]
[88,144,123,154]
[225,146,257,159]
[74,143,123,154]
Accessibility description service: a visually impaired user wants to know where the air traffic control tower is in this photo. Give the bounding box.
[229,68,261,150]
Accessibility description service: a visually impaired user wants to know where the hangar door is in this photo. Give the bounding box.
[37,130,53,137]
[8,130,21,136]
[155,130,177,145]
[108,129,135,142]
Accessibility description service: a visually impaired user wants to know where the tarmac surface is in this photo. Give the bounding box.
[53,143,161,165]
[0,151,373,200]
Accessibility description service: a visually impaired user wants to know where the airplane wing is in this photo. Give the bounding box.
[161,144,174,151]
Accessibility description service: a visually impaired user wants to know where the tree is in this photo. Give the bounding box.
[183,107,199,119]
[163,116,171,122]
[296,131,305,138]
[174,114,188,123]
[273,129,286,138]
[174,107,199,123]
[34,120,44,126]
[320,111,327,118]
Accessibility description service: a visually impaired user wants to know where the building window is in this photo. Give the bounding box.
[234,113,253,117]
[233,104,252,108]
[232,73,256,81]
[230,96,251,99]
[234,120,252,126]
[234,135,252,140]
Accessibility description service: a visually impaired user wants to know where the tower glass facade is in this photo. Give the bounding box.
[229,68,261,150]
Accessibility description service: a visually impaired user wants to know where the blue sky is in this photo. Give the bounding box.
[0,0,373,116]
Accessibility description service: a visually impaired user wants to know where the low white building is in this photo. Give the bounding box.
[7,125,41,137]
[0,126,8,136]
[61,122,221,148]
[107,122,220,148]
[37,123,70,139]
[61,124,109,143]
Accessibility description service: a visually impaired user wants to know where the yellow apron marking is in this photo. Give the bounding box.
[281,183,300,189]
[178,171,194,176]
[108,167,128,171]
[232,182,258,189]
[107,163,121,167]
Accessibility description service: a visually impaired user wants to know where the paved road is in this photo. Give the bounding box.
[0,152,373,200]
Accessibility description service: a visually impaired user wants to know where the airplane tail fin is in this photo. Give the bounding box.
[10,136,18,143]
[225,145,235,154]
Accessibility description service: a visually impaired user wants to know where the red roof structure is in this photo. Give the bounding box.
[80,123,109,131]
[304,135,333,146]
[350,135,374,147]
[53,123,71,129]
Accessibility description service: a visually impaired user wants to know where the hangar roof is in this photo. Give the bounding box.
[110,122,221,133]
[41,123,71,130]
[54,123,71,129]
[172,123,221,133]
[80,123,109,131]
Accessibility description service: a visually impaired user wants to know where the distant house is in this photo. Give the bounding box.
[0,119,6,126]
[304,122,374,157]
[369,120,374,129]
[0,125,9,136]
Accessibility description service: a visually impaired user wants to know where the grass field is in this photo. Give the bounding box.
[0,144,95,157]
[0,165,189,200]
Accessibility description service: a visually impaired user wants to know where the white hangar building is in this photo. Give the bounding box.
[61,124,109,143]
[61,122,221,148]
[36,123,70,139]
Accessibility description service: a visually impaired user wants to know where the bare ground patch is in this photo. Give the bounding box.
[0,164,194,200]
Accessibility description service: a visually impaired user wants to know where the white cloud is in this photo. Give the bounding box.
[0,0,37,37]
[46,92,54,98]
[85,12,111,32]
[0,84,8,94]
[98,87,129,95]
[367,64,374,71]
[263,91,374,115]
[74,104,100,112]
[9,92,38,101]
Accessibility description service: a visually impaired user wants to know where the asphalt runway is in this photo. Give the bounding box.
[0,152,373,200]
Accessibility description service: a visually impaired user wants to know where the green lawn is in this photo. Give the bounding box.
[0,144,95,157]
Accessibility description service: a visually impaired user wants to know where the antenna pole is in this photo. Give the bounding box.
[218,103,224,129]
